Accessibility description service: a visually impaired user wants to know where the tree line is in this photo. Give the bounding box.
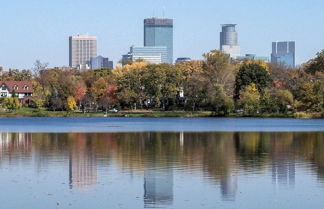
[0,49,323,116]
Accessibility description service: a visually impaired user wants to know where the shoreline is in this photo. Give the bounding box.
[0,108,322,119]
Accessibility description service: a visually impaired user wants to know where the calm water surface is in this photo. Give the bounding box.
[0,118,324,209]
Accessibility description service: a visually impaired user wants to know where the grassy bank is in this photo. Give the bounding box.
[0,107,322,119]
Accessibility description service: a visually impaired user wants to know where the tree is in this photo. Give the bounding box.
[296,81,323,112]
[202,50,235,94]
[259,89,276,114]
[65,96,77,112]
[99,85,119,112]
[3,97,21,111]
[142,64,182,110]
[116,66,146,109]
[74,81,87,108]
[210,85,234,116]
[275,90,294,113]
[305,50,324,74]
[92,77,108,102]
[237,84,260,116]
[176,61,206,111]
[30,80,49,108]
[234,60,272,100]
[33,60,48,76]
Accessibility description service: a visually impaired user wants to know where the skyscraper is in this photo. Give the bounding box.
[144,18,173,64]
[271,41,295,67]
[220,24,240,59]
[90,56,113,69]
[69,35,97,68]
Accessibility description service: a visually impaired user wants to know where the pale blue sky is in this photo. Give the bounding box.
[0,0,323,69]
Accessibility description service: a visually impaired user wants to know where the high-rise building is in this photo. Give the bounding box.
[69,35,97,68]
[271,41,295,67]
[175,57,191,64]
[90,56,113,69]
[144,18,173,64]
[237,54,269,62]
[122,46,168,65]
[220,24,240,59]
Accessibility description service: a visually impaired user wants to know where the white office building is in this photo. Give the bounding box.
[69,35,97,68]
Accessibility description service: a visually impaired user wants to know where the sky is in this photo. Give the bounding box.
[0,0,324,69]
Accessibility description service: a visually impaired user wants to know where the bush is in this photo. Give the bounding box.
[3,97,21,111]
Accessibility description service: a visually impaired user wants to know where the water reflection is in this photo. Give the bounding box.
[0,131,323,208]
[69,135,97,189]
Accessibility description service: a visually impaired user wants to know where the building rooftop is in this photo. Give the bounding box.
[221,24,237,27]
[70,35,97,40]
[144,18,173,26]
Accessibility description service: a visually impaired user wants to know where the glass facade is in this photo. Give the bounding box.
[144,18,173,64]
[220,24,240,59]
[237,54,269,62]
[220,24,238,46]
[175,57,191,64]
[131,46,168,63]
[271,41,295,68]
[90,56,113,69]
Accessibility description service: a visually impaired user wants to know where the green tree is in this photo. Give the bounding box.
[305,50,324,74]
[234,60,272,100]
[275,90,294,113]
[210,85,234,116]
[296,81,323,112]
[116,66,146,109]
[142,64,182,110]
[202,50,235,94]
[238,84,260,116]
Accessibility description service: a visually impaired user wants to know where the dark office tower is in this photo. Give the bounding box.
[144,18,173,64]
[271,41,295,68]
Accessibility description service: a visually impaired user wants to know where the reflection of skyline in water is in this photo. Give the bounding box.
[271,134,295,187]
[0,131,323,204]
[69,135,97,189]
[144,166,173,207]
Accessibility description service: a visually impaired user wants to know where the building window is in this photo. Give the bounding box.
[24,85,29,90]
[13,85,18,90]
[1,85,6,90]
[0,92,7,97]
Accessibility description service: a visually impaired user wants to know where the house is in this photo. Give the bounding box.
[0,81,33,103]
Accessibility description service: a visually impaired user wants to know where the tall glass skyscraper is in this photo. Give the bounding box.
[144,18,173,64]
[271,41,295,68]
[220,24,240,59]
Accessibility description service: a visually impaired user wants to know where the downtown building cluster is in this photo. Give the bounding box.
[68,18,296,70]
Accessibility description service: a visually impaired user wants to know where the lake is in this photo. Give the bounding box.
[0,118,323,209]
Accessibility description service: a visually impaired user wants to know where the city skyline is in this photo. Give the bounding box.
[0,0,323,69]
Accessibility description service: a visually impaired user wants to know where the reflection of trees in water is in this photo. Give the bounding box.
[0,131,323,190]
[0,133,32,166]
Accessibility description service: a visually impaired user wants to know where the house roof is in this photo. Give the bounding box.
[0,81,33,93]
